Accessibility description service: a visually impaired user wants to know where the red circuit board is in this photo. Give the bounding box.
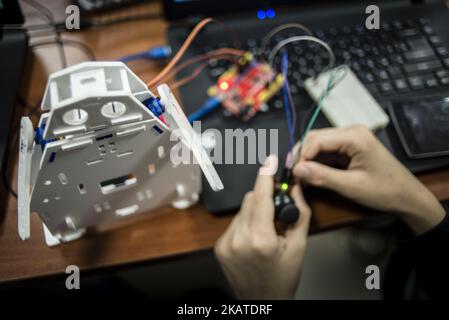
[208,53,283,121]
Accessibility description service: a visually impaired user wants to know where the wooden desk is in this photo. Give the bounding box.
[1,0,449,283]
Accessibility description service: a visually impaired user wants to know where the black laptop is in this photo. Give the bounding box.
[164,0,449,213]
[0,0,27,185]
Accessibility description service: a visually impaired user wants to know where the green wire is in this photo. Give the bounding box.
[300,68,341,144]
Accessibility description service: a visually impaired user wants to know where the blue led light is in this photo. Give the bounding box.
[266,9,276,19]
[257,10,266,20]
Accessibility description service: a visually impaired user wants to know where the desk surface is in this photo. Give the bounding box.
[1,0,449,283]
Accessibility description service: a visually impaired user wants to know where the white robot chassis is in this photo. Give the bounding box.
[17,61,223,246]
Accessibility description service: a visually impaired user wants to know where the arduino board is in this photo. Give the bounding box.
[208,54,283,121]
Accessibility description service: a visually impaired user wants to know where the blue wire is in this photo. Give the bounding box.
[119,52,148,63]
[118,45,172,63]
[282,52,295,153]
[188,97,221,124]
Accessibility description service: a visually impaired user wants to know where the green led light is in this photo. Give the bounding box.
[280,183,289,192]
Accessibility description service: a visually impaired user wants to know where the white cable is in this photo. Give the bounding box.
[268,35,336,71]
[261,23,313,55]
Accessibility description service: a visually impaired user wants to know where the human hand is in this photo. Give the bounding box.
[214,155,312,300]
[294,125,445,234]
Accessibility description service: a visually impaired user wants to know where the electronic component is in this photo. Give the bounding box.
[208,53,283,121]
[17,61,223,246]
[273,168,300,225]
[304,66,389,130]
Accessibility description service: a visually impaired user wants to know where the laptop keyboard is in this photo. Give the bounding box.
[203,18,449,106]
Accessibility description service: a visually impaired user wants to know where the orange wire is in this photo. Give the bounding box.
[171,56,241,89]
[170,62,210,89]
[170,48,246,72]
[147,17,215,88]
[162,48,246,83]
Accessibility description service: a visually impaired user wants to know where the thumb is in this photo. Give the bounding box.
[285,184,311,246]
[294,161,357,196]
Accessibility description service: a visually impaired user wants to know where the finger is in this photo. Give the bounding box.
[289,184,309,216]
[258,153,279,177]
[300,126,367,161]
[222,192,253,241]
[285,184,312,245]
[287,141,302,166]
[294,160,361,197]
[254,154,278,198]
[248,155,278,230]
[236,191,254,226]
[216,211,243,259]
[284,185,312,256]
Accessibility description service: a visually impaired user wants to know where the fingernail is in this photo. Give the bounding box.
[263,154,277,166]
[259,154,278,176]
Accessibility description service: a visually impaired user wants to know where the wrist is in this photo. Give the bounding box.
[397,187,445,234]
